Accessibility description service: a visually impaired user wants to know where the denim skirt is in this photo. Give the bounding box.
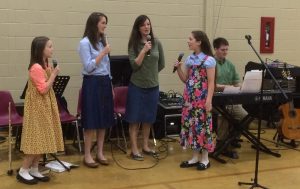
[124,82,159,124]
[81,75,114,129]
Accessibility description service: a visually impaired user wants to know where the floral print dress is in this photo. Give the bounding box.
[180,54,215,152]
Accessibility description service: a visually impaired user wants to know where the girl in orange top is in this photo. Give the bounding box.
[18,36,64,185]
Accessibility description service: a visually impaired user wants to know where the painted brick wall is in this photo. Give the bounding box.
[1,0,300,114]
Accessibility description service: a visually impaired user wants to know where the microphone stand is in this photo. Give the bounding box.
[238,35,289,189]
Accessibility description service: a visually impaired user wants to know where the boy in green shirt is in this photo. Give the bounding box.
[213,37,248,159]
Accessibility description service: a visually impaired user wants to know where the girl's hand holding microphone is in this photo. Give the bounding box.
[101,34,111,56]
[102,44,111,55]
[50,60,60,77]
[173,53,184,73]
[143,41,151,55]
[52,65,60,77]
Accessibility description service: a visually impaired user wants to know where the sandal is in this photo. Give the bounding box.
[142,149,159,157]
[130,153,144,161]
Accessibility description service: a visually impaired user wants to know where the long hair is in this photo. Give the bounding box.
[83,12,107,50]
[28,36,50,70]
[191,31,213,56]
[128,15,155,55]
[192,31,216,87]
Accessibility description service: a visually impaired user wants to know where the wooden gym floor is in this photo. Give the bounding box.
[0,127,300,189]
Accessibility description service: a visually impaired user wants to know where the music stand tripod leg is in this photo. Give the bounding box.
[238,118,268,189]
[238,181,269,189]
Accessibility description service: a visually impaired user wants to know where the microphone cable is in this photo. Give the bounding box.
[110,137,177,170]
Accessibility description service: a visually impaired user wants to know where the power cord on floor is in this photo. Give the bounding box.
[245,129,300,151]
[259,137,300,152]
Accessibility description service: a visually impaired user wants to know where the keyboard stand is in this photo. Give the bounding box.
[211,105,280,164]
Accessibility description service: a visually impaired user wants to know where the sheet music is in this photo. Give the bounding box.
[241,70,262,93]
[222,70,262,94]
[45,160,79,173]
[223,86,241,94]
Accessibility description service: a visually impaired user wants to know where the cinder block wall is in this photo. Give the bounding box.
[1,0,300,114]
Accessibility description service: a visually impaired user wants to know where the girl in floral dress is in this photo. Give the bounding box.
[174,31,216,170]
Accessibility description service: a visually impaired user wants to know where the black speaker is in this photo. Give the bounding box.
[165,115,181,136]
[154,103,181,139]
[110,55,132,86]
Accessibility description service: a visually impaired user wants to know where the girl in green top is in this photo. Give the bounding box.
[125,15,165,161]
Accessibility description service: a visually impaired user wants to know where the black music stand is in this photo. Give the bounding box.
[21,76,71,171]
[20,82,28,99]
[52,76,70,98]
[238,36,289,189]
[20,76,70,100]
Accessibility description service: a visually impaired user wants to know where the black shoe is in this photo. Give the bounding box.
[180,161,199,168]
[222,150,239,159]
[30,174,50,182]
[197,162,210,170]
[231,140,241,148]
[16,173,38,185]
[215,140,225,150]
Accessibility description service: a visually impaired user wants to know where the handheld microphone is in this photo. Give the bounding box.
[173,53,184,73]
[104,34,109,45]
[146,34,151,56]
[52,59,58,68]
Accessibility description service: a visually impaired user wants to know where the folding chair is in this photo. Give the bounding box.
[57,97,82,153]
[72,88,84,150]
[108,86,128,153]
